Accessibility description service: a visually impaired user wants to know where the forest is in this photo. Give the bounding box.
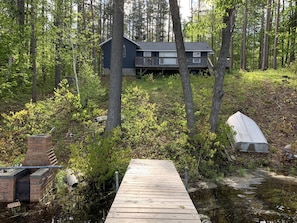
[1,0,297,221]
[1,0,297,196]
[1,0,297,103]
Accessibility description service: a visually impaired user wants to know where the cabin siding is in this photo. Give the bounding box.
[101,38,137,69]
[123,39,137,68]
[101,42,111,69]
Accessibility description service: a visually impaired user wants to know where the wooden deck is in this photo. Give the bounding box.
[105,159,201,223]
[135,57,209,69]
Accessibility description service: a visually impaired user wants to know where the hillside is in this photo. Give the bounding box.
[111,70,297,176]
[127,70,297,175]
[1,69,297,177]
[220,71,297,174]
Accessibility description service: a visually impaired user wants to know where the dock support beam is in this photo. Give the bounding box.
[185,166,189,192]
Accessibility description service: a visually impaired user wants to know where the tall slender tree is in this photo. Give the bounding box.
[289,1,297,63]
[54,0,63,88]
[261,0,272,70]
[17,0,25,27]
[210,6,235,133]
[30,0,37,102]
[106,0,125,131]
[273,0,281,69]
[169,0,196,135]
[241,0,248,71]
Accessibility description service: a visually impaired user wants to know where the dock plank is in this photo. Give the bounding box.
[105,159,201,223]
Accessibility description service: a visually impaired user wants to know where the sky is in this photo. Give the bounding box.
[178,1,211,21]
[179,0,195,21]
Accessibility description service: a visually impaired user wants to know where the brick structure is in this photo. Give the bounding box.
[0,135,58,203]
[23,134,57,166]
[0,170,26,202]
[30,168,54,202]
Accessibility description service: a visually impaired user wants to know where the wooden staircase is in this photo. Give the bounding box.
[207,58,215,76]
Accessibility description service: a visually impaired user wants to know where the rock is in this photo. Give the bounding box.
[283,144,291,152]
[66,169,78,187]
[95,116,107,123]
[95,115,125,123]
[195,181,218,190]
[282,144,297,160]
[219,169,266,190]
[199,214,212,223]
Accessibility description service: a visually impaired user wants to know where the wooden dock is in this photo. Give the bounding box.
[105,159,201,223]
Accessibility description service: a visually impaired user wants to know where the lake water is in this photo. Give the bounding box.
[190,170,297,223]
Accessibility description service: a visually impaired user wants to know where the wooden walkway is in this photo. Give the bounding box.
[105,159,201,223]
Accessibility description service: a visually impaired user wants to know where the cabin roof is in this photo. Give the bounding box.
[99,36,213,53]
[136,41,213,52]
[99,36,141,47]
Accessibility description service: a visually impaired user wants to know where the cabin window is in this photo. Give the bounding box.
[143,52,152,65]
[193,52,201,63]
[123,45,126,58]
[143,51,151,57]
[159,52,177,65]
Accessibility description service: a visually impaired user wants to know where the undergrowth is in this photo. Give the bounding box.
[1,68,297,187]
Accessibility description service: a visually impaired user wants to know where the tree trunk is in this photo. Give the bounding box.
[54,0,62,88]
[17,0,25,27]
[105,0,124,131]
[169,0,196,135]
[241,0,248,71]
[273,0,280,69]
[156,2,161,42]
[281,0,285,67]
[261,0,271,70]
[289,1,297,63]
[167,8,172,42]
[90,0,97,75]
[210,7,235,133]
[230,11,235,71]
[258,7,265,69]
[41,0,46,84]
[30,0,37,103]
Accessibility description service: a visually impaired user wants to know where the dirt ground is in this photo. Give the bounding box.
[224,77,297,176]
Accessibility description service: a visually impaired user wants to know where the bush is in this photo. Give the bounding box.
[119,83,232,179]
[69,127,131,190]
[185,117,233,178]
[0,81,82,164]
[77,63,106,107]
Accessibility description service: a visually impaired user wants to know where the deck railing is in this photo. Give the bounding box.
[135,56,208,68]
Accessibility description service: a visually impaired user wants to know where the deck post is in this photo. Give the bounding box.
[185,166,189,192]
[115,171,119,192]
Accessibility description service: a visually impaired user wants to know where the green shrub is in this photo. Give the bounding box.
[0,70,31,103]
[77,63,106,107]
[69,127,131,190]
[119,82,233,179]
[121,85,167,155]
[0,81,82,163]
[186,119,233,178]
